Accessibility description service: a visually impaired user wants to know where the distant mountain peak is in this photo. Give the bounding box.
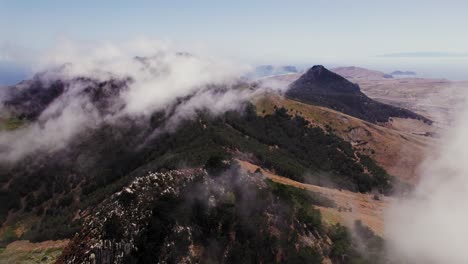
[305,65,329,78]
[305,65,352,83]
[297,65,360,93]
[310,64,325,70]
[286,65,431,124]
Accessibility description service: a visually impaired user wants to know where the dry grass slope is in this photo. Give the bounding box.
[238,159,391,237]
[254,93,436,183]
[0,240,68,264]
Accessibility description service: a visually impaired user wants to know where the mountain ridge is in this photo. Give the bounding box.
[0,64,415,263]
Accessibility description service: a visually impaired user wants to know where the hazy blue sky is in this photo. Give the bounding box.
[1,0,467,80]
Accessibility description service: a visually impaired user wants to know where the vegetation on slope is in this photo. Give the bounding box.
[59,162,386,263]
[255,93,428,185]
[128,167,326,263]
[0,117,26,131]
[0,240,67,264]
[0,102,392,247]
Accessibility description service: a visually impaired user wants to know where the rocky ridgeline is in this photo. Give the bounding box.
[57,165,339,263]
[57,168,206,264]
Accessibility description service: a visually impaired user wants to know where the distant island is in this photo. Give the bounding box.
[247,65,298,79]
[391,70,416,76]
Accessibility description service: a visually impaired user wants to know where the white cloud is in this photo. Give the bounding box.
[386,95,468,263]
[0,38,271,162]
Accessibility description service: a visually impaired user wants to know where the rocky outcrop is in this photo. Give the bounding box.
[57,168,205,264]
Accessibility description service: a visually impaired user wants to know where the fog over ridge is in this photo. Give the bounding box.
[0,39,279,162]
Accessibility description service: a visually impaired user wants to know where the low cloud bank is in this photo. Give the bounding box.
[386,96,468,263]
[0,39,287,162]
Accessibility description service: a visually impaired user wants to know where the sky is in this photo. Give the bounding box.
[1,0,468,82]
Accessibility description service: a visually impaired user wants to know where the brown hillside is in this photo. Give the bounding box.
[332,66,391,80]
[237,159,391,237]
[253,93,436,183]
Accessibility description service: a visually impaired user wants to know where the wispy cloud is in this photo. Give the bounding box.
[378,52,468,58]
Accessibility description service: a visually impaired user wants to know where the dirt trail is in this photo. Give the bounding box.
[238,159,392,237]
